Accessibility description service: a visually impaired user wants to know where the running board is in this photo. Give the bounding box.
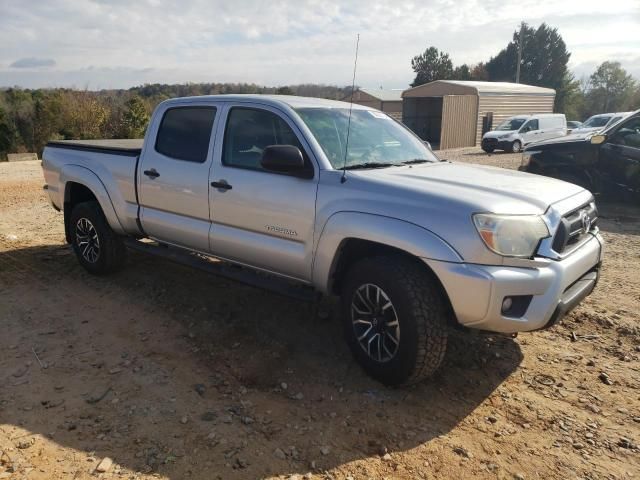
[123,239,317,302]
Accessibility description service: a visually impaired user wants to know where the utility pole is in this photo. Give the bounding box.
[516,23,523,83]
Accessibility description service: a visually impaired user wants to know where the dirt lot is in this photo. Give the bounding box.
[1,149,639,480]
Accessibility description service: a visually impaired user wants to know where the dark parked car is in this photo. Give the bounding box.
[521,110,640,201]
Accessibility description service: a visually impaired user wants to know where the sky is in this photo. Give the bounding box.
[0,0,639,90]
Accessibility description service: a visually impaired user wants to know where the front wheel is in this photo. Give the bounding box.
[511,140,522,153]
[69,201,126,275]
[341,256,449,386]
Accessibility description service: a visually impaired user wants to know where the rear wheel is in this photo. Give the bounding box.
[511,140,522,153]
[341,256,449,386]
[69,201,126,275]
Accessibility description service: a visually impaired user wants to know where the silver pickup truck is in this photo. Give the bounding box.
[42,94,603,385]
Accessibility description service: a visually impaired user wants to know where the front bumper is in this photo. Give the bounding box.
[482,138,511,151]
[425,233,603,333]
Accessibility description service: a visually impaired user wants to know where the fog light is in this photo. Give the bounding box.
[501,297,513,313]
[500,295,533,318]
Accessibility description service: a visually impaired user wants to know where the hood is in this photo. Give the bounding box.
[483,130,517,139]
[350,161,584,214]
[524,132,590,149]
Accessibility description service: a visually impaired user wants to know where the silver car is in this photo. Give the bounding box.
[42,95,603,385]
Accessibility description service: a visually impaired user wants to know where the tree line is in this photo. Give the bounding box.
[0,84,351,160]
[410,23,639,121]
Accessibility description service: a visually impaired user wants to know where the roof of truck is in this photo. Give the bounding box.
[164,94,369,110]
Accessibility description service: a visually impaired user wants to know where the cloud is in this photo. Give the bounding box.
[0,0,638,89]
[9,57,56,69]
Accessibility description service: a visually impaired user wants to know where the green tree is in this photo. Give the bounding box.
[485,23,574,112]
[410,47,454,87]
[121,95,150,138]
[586,61,636,113]
[276,86,294,95]
[452,64,472,81]
[0,106,18,160]
[32,91,65,154]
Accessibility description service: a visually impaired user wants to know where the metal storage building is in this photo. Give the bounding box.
[347,88,403,120]
[401,81,556,149]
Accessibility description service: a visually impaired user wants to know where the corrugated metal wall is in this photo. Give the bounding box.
[440,95,478,149]
[475,94,555,144]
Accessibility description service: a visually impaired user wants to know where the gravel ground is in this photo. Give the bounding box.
[1,152,639,480]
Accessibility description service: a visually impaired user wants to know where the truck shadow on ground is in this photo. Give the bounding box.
[0,244,523,479]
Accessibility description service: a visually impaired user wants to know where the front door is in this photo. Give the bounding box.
[598,115,640,196]
[519,119,540,144]
[138,103,218,252]
[208,104,319,282]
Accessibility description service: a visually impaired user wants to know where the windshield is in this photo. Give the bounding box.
[295,108,438,169]
[582,115,611,128]
[495,118,526,131]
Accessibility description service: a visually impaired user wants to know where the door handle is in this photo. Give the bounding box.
[143,168,160,179]
[210,180,232,190]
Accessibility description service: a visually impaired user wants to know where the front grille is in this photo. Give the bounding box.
[552,202,598,254]
[482,138,498,147]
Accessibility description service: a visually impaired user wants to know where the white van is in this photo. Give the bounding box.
[481,113,567,153]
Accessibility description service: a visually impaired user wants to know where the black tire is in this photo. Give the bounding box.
[341,256,449,386]
[510,140,522,153]
[482,147,495,154]
[69,201,126,275]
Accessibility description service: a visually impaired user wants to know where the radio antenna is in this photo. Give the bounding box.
[341,33,360,184]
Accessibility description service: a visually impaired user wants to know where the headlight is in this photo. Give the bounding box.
[498,134,510,139]
[473,214,550,257]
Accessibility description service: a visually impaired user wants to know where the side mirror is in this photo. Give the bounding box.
[423,140,432,150]
[590,134,607,145]
[261,145,310,177]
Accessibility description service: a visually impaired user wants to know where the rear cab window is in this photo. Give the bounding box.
[155,107,217,163]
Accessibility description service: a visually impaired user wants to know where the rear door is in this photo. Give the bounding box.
[598,115,640,195]
[138,102,218,252]
[208,103,319,282]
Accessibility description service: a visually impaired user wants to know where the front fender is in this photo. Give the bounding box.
[61,164,125,235]
[312,211,462,293]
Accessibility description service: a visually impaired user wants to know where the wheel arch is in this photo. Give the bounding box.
[312,212,462,300]
[61,165,124,242]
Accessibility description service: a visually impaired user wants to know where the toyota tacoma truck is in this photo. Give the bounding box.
[42,95,603,386]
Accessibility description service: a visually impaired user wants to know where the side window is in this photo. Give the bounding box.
[610,117,640,148]
[155,107,216,163]
[223,107,307,171]
[521,119,539,132]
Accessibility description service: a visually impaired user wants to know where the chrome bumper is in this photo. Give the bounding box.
[425,233,603,334]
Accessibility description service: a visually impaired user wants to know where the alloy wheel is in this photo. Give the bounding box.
[351,283,400,363]
[75,217,100,263]
[512,141,522,153]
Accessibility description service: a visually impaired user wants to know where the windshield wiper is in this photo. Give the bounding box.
[343,162,397,170]
[400,159,431,165]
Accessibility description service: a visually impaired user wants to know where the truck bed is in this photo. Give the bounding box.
[46,139,143,156]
